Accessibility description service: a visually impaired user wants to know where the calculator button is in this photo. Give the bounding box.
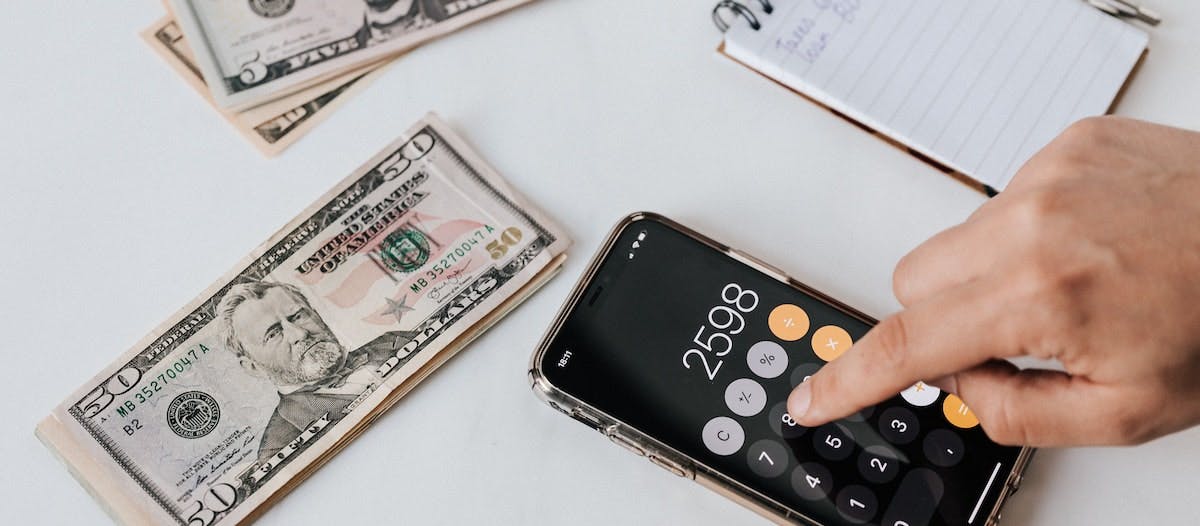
[844,404,875,423]
[790,462,834,501]
[923,429,965,468]
[812,325,853,362]
[724,378,767,417]
[702,416,745,456]
[857,445,901,484]
[813,424,855,461]
[789,363,821,388]
[901,381,941,407]
[878,406,920,445]
[836,485,878,524]
[942,394,980,429]
[880,468,945,526]
[747,439,790,478]
[747,340,789,379]
[769,401,808,439]
[769,304,810,341]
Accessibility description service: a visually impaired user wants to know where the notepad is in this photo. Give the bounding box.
[720,0,1149,191]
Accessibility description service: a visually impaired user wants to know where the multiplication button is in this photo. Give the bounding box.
[790,462,833,501]
[747,341,788,378]
[724,378,767,417]
[746,439,789,478]
[702,416,745,456]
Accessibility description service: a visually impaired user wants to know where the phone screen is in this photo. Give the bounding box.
[541,216,1023,526]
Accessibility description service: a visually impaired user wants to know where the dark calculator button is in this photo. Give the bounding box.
[878,406,920,445]
[923,429,965,468]
[844,404,876,423]
[880,468,945,526]
[790,363,821,388]
[813,424,855,461]
[747,439,789,478]
[769,401,808,439]
[836,485,878,524]
[790,462,834,501]
[857,445,901,484]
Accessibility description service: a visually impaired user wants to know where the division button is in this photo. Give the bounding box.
[878,406,920,445]
[725,378,767,417]
[813,423,855,462]
[836,485,878,524]
[812,325,853,362]
[747,439,790,478]
[857,445,901,484]
[790,462,834,501]
[900,381,941,407]
[769,304,810,341]
[769,401,808,439]
[942,394,980,429]
[923,429,965,468]
[789,363,821,388]
[747,340,789,379]
[702,416,745,456]
[880,468,945,526]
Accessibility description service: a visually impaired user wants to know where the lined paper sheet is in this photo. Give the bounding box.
[723,0,1148,190]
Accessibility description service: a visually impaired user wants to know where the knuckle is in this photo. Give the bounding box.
[892,254,918,303]
[1059,116,1120,148]
[867,315,911,376]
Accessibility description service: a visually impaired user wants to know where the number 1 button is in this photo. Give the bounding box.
[836,485,878,524]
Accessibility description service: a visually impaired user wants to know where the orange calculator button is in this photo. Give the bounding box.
[943,394,980,429]
[768,304,810,342]
[811,325,853,362]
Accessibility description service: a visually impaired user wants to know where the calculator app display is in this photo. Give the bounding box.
[544,219,1024,525]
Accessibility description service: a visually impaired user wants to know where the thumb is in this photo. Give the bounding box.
[940,361,1131,447]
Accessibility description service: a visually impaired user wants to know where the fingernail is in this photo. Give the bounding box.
[788,382,812,423]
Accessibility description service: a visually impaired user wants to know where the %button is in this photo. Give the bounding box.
[748,341,788,379]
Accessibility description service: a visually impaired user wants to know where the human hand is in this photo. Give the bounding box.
[788,117,1200,446]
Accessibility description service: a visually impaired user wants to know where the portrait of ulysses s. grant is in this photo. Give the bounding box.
[216,281,419,463]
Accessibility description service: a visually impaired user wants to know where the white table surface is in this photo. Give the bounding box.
[3,1,1198,524]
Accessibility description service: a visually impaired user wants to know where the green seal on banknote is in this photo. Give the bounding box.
[379,227,431,273]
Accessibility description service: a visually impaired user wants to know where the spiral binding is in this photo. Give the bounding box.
[712,0,773,32]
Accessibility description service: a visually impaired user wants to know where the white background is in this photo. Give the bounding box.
[3,1,1199,524]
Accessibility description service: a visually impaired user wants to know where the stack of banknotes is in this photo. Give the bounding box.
[37,113,569,525]
[143,0,538,155]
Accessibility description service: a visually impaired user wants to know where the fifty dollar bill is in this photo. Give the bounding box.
[170,0,537,110]
[142,16,387,157]
[37,113,569,525]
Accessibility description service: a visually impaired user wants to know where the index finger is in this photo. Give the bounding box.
[788,278,1022,426]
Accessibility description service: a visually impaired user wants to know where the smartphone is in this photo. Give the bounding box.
[529,213,1034,526]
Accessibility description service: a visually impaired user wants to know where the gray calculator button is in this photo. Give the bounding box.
[747,439,789,478]
[702,416,745,456]
[790,462,834,501]
[880,468,945,526]
[836,485,878,524]
[813,423,855,461]
[790,363,821,388]
[923,429,965,468]
[879,406,920,445]
[857,445,900,484]
[747,340,788,378]
[769,401,808,439]
[725,378,767,417]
